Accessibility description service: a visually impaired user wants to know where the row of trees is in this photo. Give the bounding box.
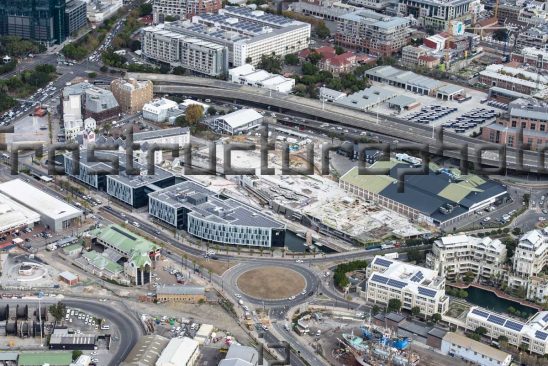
[0,36,45,57]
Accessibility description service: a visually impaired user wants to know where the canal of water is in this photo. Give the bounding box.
[451,285,538,317]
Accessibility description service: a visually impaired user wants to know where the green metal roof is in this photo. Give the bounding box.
[438,183,482,203]
[89,224,159,268]
[63,243,82,253]
[19,352,72,366]
[83,250,123,274]
[340,166,395,194]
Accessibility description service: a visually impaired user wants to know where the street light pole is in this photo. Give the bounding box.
[38,291,44,347]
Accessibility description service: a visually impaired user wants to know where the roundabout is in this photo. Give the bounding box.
[236,266,306,300]
[223,260,320,306]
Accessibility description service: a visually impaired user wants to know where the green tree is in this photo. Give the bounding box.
[387,298,402,313]
[72,350,83,361]
[185,104,204,125]
[284,53,299,65]
[507,306,516,314]
[307,52,322,65]
[493,29,508,42]
[335,46,345,55]
[431,313,442,323]
[302,62,318,76]
[139,3,153,16]
[457,289,468,298]
[207,106,217,115]
[87,72,97,78]
[475,326,487,336]
[406,248,423,262]
[411,306,421,317]
[315,21,330,39]
[245,56,253,64]
[172,66,186,75]
[48,302,67,326]
[498,335,508,349]
[372,305,381,316]
[100,65,108,72]
[129,40,141,52]
[257,54,283,74]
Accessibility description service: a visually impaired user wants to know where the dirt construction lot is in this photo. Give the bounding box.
[237,266,305,299]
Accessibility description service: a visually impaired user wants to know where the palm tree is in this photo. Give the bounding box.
[208,269,212,282]
[182,254,187,268]
[259,248,264,257]
[237,246,241,256]
[281,247,286,258]
[270,248,274,257]
[192,259,196,271]
[249,248,254,256]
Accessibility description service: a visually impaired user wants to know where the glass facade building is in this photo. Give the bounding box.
[0,0,67,45]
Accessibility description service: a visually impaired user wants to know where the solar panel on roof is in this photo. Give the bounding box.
[371,274,389,284]
[418,287,437,298]
[387,279,406,289]
[536,330,548,341]
[374,258,393,267]
[410,271,424,283]
[504,320,524,332]
[487,315,506,326]
[471,309,489,318]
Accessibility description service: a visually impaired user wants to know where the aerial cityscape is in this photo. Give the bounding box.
[0,0,546,365]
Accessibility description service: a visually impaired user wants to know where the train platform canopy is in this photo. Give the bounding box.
[0,192,40,233]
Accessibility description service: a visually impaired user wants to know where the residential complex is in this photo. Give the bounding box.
[363,255,449,316]
[229,64,295,93]
[481,98,548,150]
[141,24,229,76]
[0,0,67,45]
[515,24,548,51]
[339,160,507,228]
[465,307,548,356]
[336,10,412,57]
[148,180,286,247]
[110,78,154,114]
[152,0,222,24]
[441,332,512,366]
[427,235,507,281]
[395,0,478,30]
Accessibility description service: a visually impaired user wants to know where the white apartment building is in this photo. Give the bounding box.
[427,235,507,281]
[142,98,180,122]
[63,94,84,142]
[141,25,229,76]
[509,228,548,301]
[152,0,221,24]
[229,64,295,93]
[363,255,449,316]
[466,307,548,356]
[209,109,263,135]
[86,0,123,23]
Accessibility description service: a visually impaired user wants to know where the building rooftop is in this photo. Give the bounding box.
[121,334,170,366]
[223,344,259,365]
[220,6,298,27]
[84,87,119,113]
[149,181,284,228]
[133,127,190,142]
[18,352,72,366]
[156,337,199,366]
[215,109,263,129]
[111,78,151,92]
[0,352,18,361]
[0,179,82,221]
[340,160,507,224]
[443,332,511,362]
[88,224,160,267]
[63,82,93,98]
[59,271,78,282]
[480,64,548,89]
[340,10,411,30]
[333,86,397,110]
[156,285,205,296]
[388,95,417,108]
[0,192,40,232]
[366,66,447,91]
[49,328,96,346]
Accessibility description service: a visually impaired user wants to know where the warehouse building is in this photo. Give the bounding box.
[156,285,206,303]
[333,86,397,111]
[363,255,449,316]
[209,109,263,135]
[441,332,511,366]
[339,160,507,228]
[18,352,73,366]
[0,193,40,235]
[229,64,295,93]
[156,337,199,366]
[49,328,96,350]
[0,179,83,232]
[148,181,286,247]
[121,334,170,366]
[59,271,79,286]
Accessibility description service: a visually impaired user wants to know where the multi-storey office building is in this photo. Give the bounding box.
[110,78,153,114]
[0,0,67,45]
[466,307,548,356]
[363,255,449,316]
[336,10,411,57]
[65,0,86,36]
[426,235,507,281]
[152,0,221,24]
[141,24,229,76]
[481,98,548,150]
[64,151,175,208]
[396,0,476,30]
[148,181,286,247]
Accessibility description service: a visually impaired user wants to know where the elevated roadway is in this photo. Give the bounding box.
[129,73,544,173]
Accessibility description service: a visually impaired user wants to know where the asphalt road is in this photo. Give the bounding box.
[2,297,143,366]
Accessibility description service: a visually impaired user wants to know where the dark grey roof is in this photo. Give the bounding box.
[385,312,406,323]
[225,344,259,365]
[398,320,429,338]
[427,327,447,339]
[133,127,190,143]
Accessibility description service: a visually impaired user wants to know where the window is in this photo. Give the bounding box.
[531,123,536,130]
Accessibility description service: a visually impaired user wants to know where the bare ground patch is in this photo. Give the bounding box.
[237,266,306,299]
